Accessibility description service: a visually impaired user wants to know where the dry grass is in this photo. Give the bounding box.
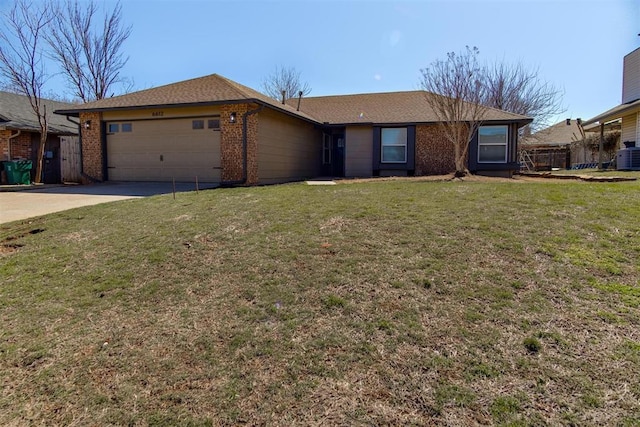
[1,178,639,426]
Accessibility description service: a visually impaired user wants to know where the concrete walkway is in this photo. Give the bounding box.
[0,182,217,224]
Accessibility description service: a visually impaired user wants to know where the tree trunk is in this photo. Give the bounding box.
[34,133,46,184]
[453,143,468,177]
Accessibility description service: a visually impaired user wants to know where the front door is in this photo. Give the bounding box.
[61,136,82,183]
[331,135,345,177]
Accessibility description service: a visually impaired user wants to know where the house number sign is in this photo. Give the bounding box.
[151,111,164,117]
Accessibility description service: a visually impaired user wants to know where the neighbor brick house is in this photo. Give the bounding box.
[1,91,79,183]
[55,74,531,185]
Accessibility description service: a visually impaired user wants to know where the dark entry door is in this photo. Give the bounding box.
[332,135,345,177]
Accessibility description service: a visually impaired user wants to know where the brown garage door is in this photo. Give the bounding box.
[106,117,221,182]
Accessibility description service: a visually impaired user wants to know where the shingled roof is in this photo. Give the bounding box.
[54,74,318,122]
[287,91,531,125]
[521,119,584,147]
[0,91,78,135]
[54,73,531,127]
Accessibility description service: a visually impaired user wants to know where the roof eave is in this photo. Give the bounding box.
[54,99,259,116]
[55,98,324,126]
[316,117,533,127]
[582,100,640,126]
[0,123,77,135]
[251,100,321,125]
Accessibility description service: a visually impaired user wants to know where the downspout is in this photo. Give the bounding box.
[223,104,264,186]
[7,130,21,160]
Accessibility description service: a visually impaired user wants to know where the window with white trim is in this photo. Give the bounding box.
[381,127,407,163]
[478,125,508,163]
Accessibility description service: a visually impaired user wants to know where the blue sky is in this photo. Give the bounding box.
[2,0,639,124]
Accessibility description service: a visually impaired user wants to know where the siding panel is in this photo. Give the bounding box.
[623,48,640,104]
[257,109,322,184]
[345,126,372,177]
[621,113,638,144]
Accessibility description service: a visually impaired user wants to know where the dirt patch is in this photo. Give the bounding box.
[519,172,637,182]
[336,174,526,184]
[0,243,22,255]
[335,173,638,185]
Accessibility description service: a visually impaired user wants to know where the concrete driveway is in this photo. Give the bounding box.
[0,182,217,224]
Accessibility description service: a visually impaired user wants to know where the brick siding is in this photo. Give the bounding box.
[0,130,10,161]
[220,103,259,185]
[0,130,33,161]
[415,124,456,175]
[79,111,103,182]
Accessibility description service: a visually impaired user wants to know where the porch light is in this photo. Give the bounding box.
[84,120,92,130]
[230,112,236,123]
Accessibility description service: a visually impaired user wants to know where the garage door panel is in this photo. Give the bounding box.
[106,118,221,182]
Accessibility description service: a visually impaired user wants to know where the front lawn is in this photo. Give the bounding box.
[1,179,639,425]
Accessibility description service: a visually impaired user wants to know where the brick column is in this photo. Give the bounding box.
[220,103,259,185]
[79,111,103,182]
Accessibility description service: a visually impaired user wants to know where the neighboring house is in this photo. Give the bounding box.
[0,91,80,184]
[54,74,531,185]
[577,120,621,165]
[583,46,640,167]
[516,119,579,170]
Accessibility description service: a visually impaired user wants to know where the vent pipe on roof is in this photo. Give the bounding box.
[576,118,582,126]
[296,90,303,111]
[281,90,286,105]
[566,118,571,125]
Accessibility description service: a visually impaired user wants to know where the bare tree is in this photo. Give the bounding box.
[0,0,54,183]
[47,0,131,102]
[262,65,311,102]
[419,46,488,176]
[483,61,563,134]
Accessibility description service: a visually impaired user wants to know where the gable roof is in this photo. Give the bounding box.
[0,91,78,135]
[54,74,319,123]
[287,90,532,125]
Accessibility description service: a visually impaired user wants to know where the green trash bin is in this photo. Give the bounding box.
[4,160,32,185]
[3,161,18,185]
[15,160,33,185]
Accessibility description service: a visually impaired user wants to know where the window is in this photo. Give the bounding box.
[381,128,407,163]
[192,119,204,130]
[322,135,331,165]
[107,123,119,133]
[478,125,508,163]
[121,123,132,132]
[208,119,220,130]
